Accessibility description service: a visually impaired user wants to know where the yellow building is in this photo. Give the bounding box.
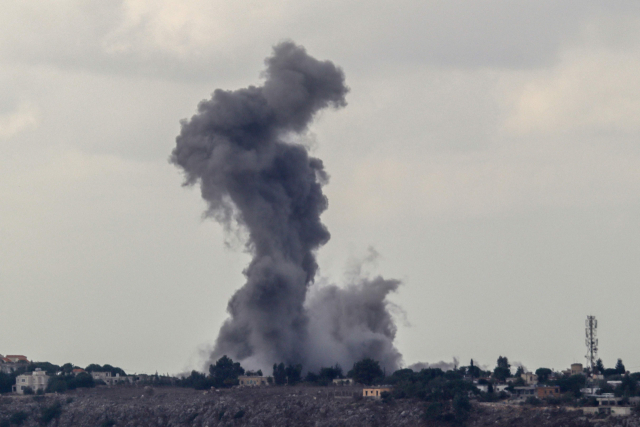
[238,375,269,386]
[363,386,392,399]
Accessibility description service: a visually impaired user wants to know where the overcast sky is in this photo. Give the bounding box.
[2,0,640,375]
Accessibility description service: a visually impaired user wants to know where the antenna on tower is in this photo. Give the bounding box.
[585,315,598,373]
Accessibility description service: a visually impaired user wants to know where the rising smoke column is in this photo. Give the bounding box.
[172,42,401,371]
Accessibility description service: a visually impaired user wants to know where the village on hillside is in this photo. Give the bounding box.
[2,350,640,421]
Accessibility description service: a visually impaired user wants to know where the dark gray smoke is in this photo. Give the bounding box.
[171,41,401,372]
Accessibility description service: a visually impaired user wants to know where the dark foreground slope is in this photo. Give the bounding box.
[1,387,638,427]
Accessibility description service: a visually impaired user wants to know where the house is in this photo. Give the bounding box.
[512,386,536,398]
[363,386,392,399]
[332,378,354,386]
[596,394,624,407]
[476,383,510,394]
[571,363,583,375]
[582,406,633,416]
[582,395,635,417]
[521,372,538,385]
[91,371,131,386]
[12,368,49,394]
[581,387,601,395]
[4,355,28,363]
[0,355,29,374]
[238,375,270,386]
[72,368,86,375]
[536,386,561,399]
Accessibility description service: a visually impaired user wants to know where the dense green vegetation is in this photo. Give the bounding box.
[178,355,245,389]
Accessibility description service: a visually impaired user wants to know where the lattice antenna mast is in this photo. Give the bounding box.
[585,315,598,372]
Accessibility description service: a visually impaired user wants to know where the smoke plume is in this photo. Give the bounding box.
[171,41,401,372]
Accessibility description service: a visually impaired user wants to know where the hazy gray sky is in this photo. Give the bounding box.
[2,0,640,375]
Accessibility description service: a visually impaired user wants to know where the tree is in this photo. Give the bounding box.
[273,363,287,385]
[209,355,244,388]
[0,372,14,394]
[179,371,211,390]
[467,360,481,379]
[285,364,302,385]
[453,393,472,422]
[514,366,525,378]
[615,359,626,375]
[603,368,619,378]
[74,372,95,388]
[493,356,511,381]
[535,368,552,383]
[596,359,605,374]
[318,365,343,381]
[61,363,76,374]
[348,358,384,385]
[618,374,637,397]
[554,374,586,397]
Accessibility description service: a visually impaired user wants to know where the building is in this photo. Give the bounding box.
[536,386,561,399]
[72,368,86,375]
[4,355,28,363]
[521,372,538,385]
[571,363,583,375]
[363,386,392,399]
[581,387,601,395]
[238,375,270,386]
[596,394,624,407]
[476,383,510,394]
[12,369,49,394]
[513,386,536,397]
[0,355,28,374]
[581,394,634,417]
[332,378,354,386]
[91,372,131,386]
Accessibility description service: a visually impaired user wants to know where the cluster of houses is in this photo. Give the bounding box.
[4,354,639,413]
[471,362,640,416]
[0,354,29,374]
[2,354,171,395]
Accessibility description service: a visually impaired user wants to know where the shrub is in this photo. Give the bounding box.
[9,411,28,426]
[40,402,62,424]
[525,396,541,406]
[0,419,9,427]
[424,402,443,421]
[453,393,471,422]
[21,387,34,395]
[46,377,68,393]
[233,410,245,419]
[100,419,116,427]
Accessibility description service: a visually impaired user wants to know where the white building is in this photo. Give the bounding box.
[0,354,28,374]
[238,375,270,386]
[521,372,538,385]
[332,378,354,386]
[12,368,49,394]
[91,371,132,386]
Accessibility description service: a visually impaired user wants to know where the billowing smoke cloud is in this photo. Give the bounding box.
[171,41,401,372]
[305,275,402,372]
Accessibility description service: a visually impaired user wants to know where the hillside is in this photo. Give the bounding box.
[1,386,638,427]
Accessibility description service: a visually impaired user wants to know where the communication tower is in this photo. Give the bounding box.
[585,315,598,373]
